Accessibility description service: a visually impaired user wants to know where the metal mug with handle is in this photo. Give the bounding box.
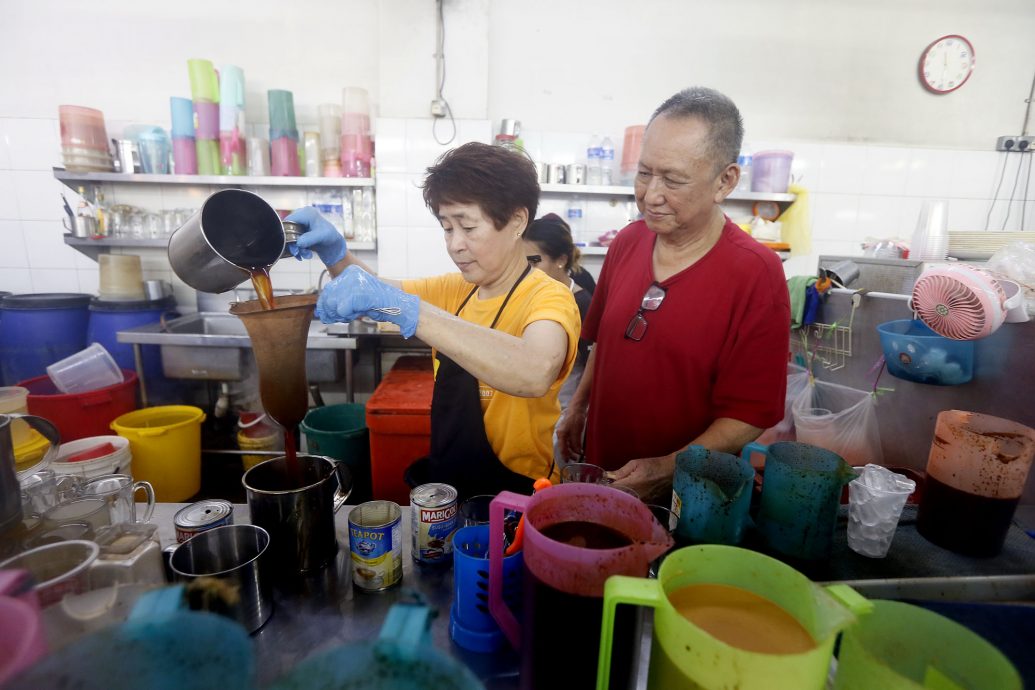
[242,454,352,574]
[167,189,286,294]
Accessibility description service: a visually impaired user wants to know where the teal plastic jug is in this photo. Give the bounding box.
[269,602,484,689]
[6,586,254,690]
[745,441,857,560]
[672,445,754,545]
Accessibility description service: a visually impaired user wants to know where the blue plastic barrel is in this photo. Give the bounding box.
[87,296,175,370]
[87,296,177,398]
[0,293,91,386]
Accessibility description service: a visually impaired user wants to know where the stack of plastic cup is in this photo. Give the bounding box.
[318,104,342,176]
[219,64,247,176]
[170,97,197,174]
[847,464,916,558]
[619,125,645,185]
[188,58,220,175]
[268,89,300,176]
[340,87,372,178]
[59,106,114,172]
[248,137,271,176]
[303,132,321,177]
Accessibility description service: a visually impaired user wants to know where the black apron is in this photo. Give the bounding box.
[405,265,544,500]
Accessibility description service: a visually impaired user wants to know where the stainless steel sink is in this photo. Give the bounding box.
[117,312,356,382]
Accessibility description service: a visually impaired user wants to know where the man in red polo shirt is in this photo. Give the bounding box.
[557,86,790,501]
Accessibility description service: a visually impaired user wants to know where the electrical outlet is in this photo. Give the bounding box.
[430,99,446,118]
[1017,136,1033,153]
[996,135,1018,152]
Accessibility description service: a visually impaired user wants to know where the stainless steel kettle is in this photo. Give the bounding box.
[1,414,61,536]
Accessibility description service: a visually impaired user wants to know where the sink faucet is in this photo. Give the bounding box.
[318,269,329,292]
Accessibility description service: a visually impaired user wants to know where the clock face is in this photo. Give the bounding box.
[920,34,975,94]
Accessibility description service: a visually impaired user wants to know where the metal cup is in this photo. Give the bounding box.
[566,163,586,185]
[242,455,352,574]
[547,163,566,184]
[170,524,273,633]
[167,189,286,294]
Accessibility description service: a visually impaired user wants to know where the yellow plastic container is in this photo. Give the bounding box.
[237,430,280,471]
[14,430,52,474]
[111,406,205,502]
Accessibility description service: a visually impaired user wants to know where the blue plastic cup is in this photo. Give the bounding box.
[450,524,521,653]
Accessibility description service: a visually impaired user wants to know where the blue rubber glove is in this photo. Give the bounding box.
[284,206,348,266]
[316,265,421,338]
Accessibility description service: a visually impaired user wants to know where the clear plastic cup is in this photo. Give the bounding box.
[46,343,125,394]
[847,464,916,558]
[560,462,607,484]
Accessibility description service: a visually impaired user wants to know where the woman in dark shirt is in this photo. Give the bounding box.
[523,213,595,368]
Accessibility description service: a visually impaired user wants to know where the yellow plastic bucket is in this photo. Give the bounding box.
[111,406,205,502]
[237,430,280,471]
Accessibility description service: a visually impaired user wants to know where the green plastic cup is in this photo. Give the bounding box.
[187,59,219,103]
[195,139,219,176]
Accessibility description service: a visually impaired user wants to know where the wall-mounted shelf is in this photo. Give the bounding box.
[539,182,795,204]
[54,168,375,188]
[63,235,376,261]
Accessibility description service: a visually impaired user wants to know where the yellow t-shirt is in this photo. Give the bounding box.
[401,270,580,482]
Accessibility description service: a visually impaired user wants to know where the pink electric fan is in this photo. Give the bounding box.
[911,265,1008,340]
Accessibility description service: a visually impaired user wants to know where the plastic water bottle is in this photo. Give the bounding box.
[736,153,752,192]
[585,135,602,186]
[566,197,586,244]
[599,136,615,186]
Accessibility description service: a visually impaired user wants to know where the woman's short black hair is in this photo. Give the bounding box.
[421,142,539,231]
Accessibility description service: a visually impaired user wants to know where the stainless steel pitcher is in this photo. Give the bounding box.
[167,189,286,294]
[1,414,61,535]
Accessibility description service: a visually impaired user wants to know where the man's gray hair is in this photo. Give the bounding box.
[649,87,744,171]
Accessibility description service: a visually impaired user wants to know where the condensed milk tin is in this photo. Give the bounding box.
[173,499,234,543]
[348,500,403,591]
[410,483,458,565]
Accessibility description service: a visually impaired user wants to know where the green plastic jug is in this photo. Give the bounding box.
[834,600,1021,690]
[596,545,868,690]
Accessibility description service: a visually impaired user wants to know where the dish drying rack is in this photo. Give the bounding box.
[793,292,862,372]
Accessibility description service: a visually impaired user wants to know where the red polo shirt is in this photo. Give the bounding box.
[581,218,790,470]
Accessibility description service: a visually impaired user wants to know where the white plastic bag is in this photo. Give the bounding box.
[792,379,883,466]
[755,363,810,445]
[986,241,1035,319]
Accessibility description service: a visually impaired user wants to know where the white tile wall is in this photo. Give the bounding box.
[2,113,1034,293]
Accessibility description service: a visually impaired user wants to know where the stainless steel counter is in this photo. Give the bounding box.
[153,502,1035,689]
[154,503,522,689]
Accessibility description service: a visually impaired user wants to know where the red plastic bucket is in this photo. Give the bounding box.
[19,369,139,442]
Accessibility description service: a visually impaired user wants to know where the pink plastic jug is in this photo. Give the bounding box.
[488,484,673,690]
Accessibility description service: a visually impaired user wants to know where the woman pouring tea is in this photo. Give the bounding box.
[285,143,580,498]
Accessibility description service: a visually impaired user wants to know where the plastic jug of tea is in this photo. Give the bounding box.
[596,544,868,690]
[916,410,1035,558]
[5,585,255,690]
[745,441,858,560]
[488,483,673,690]
[671,445,755,545]
[269,601,485,690]
[834,599,1020,690]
